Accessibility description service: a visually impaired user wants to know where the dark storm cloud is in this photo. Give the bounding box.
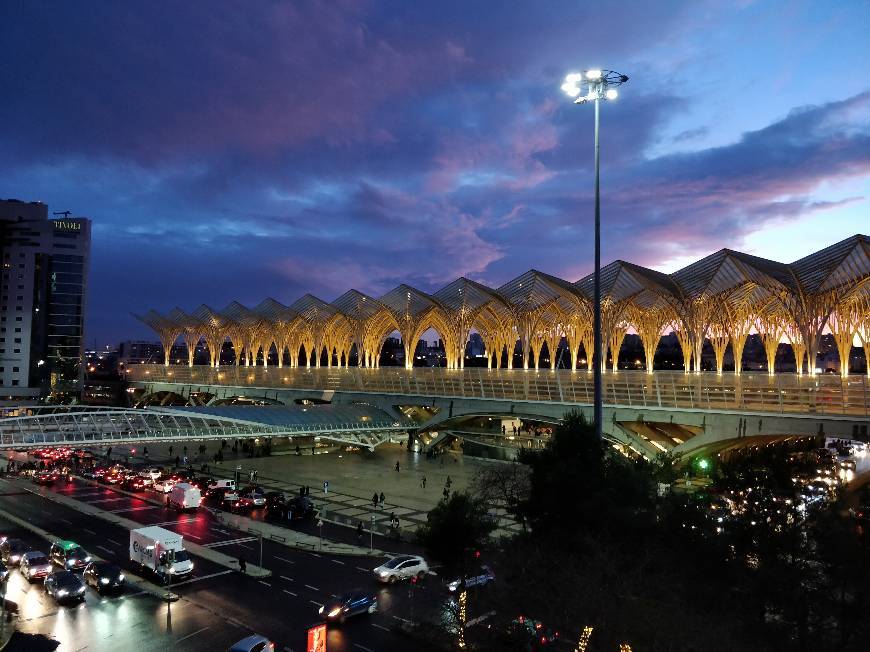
[0,1,866,342]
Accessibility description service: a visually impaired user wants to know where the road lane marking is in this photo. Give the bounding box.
[96,545,113,554]
[307,552,321,558]
[59,518,72,525]
[354,644,375,652]
[183,533,202,540]
[168,570,233,587]
[87,497,129,503]
[283,589,297,597]
[330,559,345,565]
[176,627,210,643]
[356,566,370,572]
[275,556,295,564]
[83,528,96,535]
[107,539,122,547]
[258,581,271,587]
[392,615,413,624]
[371,623,390,632]
[309,600,323,607]
[304,584,319,591]
[280,575,294,582]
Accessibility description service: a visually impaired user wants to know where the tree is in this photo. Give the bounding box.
[417,491,496,571]
[470,462,530,531]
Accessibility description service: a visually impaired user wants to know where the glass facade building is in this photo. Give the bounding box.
[0,199,91,403]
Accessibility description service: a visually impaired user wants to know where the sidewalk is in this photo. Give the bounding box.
[127,441,522,538]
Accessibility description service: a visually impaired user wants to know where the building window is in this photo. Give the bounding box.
[11,380,18,386]
[14,338,20,343]
[12,367,19,372]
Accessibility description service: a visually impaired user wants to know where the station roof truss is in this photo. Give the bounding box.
[138,234,869,375]
[0,405,408,451]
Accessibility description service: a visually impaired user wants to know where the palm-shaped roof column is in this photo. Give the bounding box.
[166,307,202,366]
[379,285,452,370]
[498,270,587,370]
[787,235,870,375]
[252,298,300,367]
[581,262,680,373]
[289,294,338,367]
[219,301,263,366]
[330,290,396,368]
[190,305,231,368]
[434,278,512,369]
[134,310,182,366]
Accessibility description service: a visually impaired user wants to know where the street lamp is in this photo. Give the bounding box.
[562,69,628,440]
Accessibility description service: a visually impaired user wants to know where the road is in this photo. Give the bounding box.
[0,474,447,651]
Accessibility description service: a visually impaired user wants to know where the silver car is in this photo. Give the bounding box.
[20,551,53,582]
[373,554,429,584]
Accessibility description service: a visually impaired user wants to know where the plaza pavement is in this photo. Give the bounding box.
[120,441,523,538]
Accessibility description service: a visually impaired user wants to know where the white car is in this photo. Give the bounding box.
[139,467,163,482]
[153,478,175,493]
[373,554,430,584]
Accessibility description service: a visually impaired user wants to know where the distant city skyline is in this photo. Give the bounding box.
[1,1,868,345]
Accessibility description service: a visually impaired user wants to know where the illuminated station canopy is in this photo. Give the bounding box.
[137,235,870,376]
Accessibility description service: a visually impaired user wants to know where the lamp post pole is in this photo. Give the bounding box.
[593,95,603,439]
[561,69,628,439]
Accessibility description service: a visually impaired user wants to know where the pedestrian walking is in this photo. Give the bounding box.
[501,424,506,435]
[379,491,385,507]
[372,492,379,508]
[446,475,452,488]
[421,475,427,489]
[143,446,149,458]
[357,521,364,544]
[443,487,449,499]
[238,555,247,574]
[175,455,180,468]
[168,445,173,457]
[395,461,400,472]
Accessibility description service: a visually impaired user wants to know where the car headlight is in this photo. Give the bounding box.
[318,606,324,615]
[377,569,388,576]
[84,557,91,562]
[57,589,68,597]
[328,607,342,618]
[100,578,110,584]
[118,574,125,581]
[77,586,85,593]
[67,560,75,566]
[10,555,19,562]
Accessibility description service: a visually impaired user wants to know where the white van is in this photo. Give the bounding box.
[209,478,236,491]
[129,526,193,579]
[168,483,201,511]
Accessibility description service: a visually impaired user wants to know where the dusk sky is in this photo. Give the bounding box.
[2,1,868,345]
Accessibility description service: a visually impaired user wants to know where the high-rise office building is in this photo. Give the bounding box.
[0,199,91,404]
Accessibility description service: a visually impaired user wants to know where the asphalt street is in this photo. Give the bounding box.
[0,474,448,651]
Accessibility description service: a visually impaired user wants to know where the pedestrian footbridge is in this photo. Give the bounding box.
[0,404,408,451]
[125,365,870,460]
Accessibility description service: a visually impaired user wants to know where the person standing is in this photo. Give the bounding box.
[421,475,427,489]
[357,521,364,544]
[372,492,379,508]
[238,555,246,575]
[395,461,400,472]
[379,491,385,508]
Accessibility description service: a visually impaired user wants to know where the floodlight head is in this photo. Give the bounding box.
[561,73,583,97]
[562,69,629,104]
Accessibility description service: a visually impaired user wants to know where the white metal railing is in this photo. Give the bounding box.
[125,365,870,417]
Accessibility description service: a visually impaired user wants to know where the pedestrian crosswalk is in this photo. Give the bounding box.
[203,536,257,548]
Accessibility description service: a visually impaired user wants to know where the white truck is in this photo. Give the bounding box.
[129,526,194,581]
[168,483,201,511]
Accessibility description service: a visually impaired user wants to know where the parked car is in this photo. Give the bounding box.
[20,551,53,582]
[509,615,560,648]
[123,474,149,491]
[447,565,495,592]
[237,490,266,509]
[208,487,239,507]
[44,570,87,603]
[229,634,275,652]
[266,495,317,522]
[50,540,92,570]
[83,561,125,594]
[372,555,429,584]
[0,538,30,566]
[318,590,378,624]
